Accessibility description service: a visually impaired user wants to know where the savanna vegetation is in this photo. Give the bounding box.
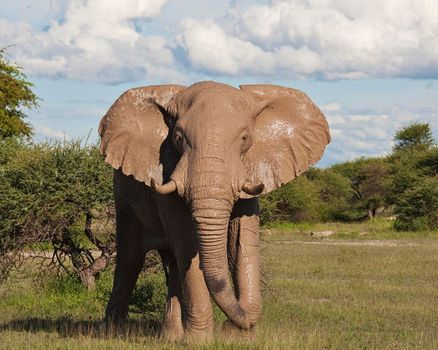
[1,222,437,349]
[0,47,38,139]
[261,121,437,229]
[1,48,437,349]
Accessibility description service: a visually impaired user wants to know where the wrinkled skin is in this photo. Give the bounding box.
[99,81,330,341]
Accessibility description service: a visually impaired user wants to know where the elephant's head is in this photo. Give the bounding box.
[99,81,330,329]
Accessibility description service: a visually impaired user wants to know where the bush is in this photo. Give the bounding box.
[93,251,165,317]
[260,168,359,225]
[310,169,353,221]
[0,139,115,288]
[260,176,323,224]
[330,157,389,220]
[387,147,438,205]
[394,176,438,231]
[130,273,167,317]
[393,122,434,152]
[0,47,39,139]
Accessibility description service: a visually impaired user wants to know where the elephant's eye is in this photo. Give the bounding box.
[241,133,250,147]
[173,130,184,152]
[240,132,251,153]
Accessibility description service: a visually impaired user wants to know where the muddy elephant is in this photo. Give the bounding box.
[98,81,330,341]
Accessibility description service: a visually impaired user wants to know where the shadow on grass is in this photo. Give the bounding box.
[0,315,161,339]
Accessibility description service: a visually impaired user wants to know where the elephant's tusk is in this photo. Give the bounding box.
[150,178,177,195]
[242,181,265,196]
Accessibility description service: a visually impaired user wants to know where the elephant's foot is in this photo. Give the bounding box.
[182,304,214,343]
[104,306,129,335]
[160,320,184,341]
[183,327,214,344]
[220,319,256,340]
[105,319,128,337]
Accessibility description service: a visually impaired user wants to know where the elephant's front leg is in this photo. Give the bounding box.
[155,195,213,342]
[234,214,262,323]
[159,250,184,341]
[179,252,214,342]
[228,198,262,327]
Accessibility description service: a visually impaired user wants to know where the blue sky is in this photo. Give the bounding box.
[1,0,437,166]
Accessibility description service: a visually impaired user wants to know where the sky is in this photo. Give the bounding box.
[1,0,437,166]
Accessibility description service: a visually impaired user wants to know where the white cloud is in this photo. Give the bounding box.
[350,115,375,122]
[0,0,186,83]
[177,19,275,75]
[34,126,70,140]
[1,0,437,165]
[2,0,438,82]
[320,101,438,165]
[178,0,438,79]
[326,114,345,125]
[321,102,341,113]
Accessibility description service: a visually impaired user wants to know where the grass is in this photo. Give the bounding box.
[1,222,438,349]
[263,218,438,241]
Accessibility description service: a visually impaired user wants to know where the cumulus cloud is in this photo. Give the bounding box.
[2,0,438,81]
[178,0,438,79]
[321,102,341,113]
[177,19,275,75]
[320,102,438,165]
[34,125,70,140]
[0,0,186,83]
[2,1,437,163]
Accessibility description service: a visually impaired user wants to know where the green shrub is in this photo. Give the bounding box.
[394,176,438,231]
[260,176,324,223]
[310,169,354,221]
[129,272,167,317]
[388,143,437,231]
[259,193,280,225]
[0,47,39,139]
[43,272,87,296]
[387,147,438,205]
[330,157,389,220]
[0,139,115,287]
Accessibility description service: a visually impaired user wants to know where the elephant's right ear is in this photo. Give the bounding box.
[98,85,186,186]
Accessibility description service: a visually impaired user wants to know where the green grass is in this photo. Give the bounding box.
[1,223,438,349]
[263,218,438,241]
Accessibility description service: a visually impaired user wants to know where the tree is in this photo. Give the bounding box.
[393,122,434,151]
[309,168,354,221]
[387,122,437,231]
[0,47,39,139]
[331,157,389,220]
[387,146,438,231]
[261,176,323,223]
[394,176,438,231]
[0,140,115,289]
[356,159,389,220]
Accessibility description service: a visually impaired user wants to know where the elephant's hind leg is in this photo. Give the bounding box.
[105,206,146,328]
[159,250,184,341]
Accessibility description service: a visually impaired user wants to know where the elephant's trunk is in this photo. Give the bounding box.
[189,157,254,330]
[192,203,253,329]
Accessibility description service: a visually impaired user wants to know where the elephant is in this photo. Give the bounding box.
[98,81,330,341]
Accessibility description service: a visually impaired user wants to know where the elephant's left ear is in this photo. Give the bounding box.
[240,84,330,194]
